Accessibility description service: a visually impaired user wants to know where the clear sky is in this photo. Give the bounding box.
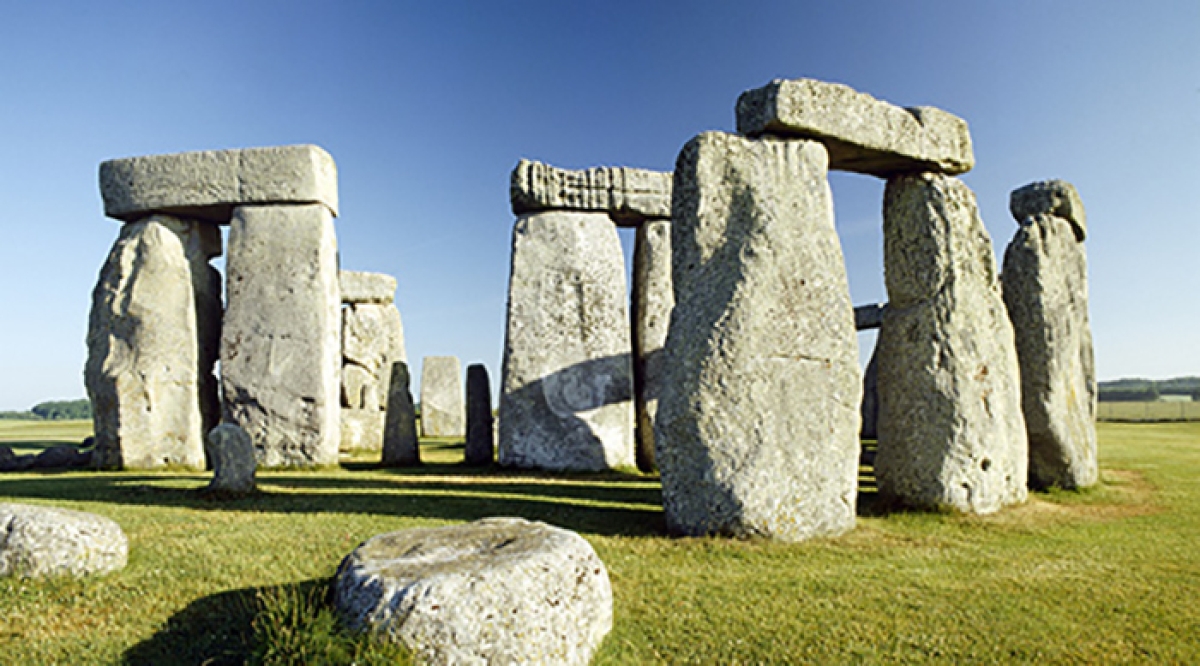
[0,1,1196,410]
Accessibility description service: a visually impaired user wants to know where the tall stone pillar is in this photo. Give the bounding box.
[420,356,465,438]
[382,362,420,467]
[340,271,407,453]
[655,132,861,541]
[631,219,673,472]
[1002,180,1097,489]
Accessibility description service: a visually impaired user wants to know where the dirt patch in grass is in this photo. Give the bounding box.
[978,468,1159,529]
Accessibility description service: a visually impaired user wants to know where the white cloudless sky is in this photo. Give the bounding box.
[0,1,1196,409]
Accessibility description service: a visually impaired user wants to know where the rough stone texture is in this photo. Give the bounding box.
[221,204,341,467]
[341,299,406,452]
[1010,179,1087,241]
[382,362,420,466]
[656,132,861,541]
[511,159,672,226]
[631,218,673,472]
[420,356,465,438]
[876,172,1027,514]
[736,78,974,177]
[205,423,257,494]
[100,144,338,223]
[340,270,397,304]
[341,409,385,454]
[86,218,208,470]
[333,518,612,665]
[860,344,879,440]
[854,303,886,330]
[499,210,636,472]
[1002,183,1097,489]
[464,364,495,466]
[0,503,128,578]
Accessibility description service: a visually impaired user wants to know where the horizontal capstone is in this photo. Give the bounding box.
[340,270,397,304]
[510,159,672,226]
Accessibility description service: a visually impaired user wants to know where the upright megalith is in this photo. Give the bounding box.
[632,219,673,472]
[381,362,420,466]
[464,364,494,466]
[876,172,1027,514]
[656,132,861,541]
[420,356,465,438]
[1002,180,1097,489]
[340,271,406,452]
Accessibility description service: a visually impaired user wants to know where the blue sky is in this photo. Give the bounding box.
[0,1,1196,409]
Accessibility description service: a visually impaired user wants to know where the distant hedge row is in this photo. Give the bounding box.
[0,399,92,421]
[1098,377,1200,402]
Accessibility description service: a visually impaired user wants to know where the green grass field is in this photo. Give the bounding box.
[1,421,1197,664]
[1098,400,1200,422]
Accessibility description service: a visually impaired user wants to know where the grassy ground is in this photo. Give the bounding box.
[1097,400,1200,422]
[0,422,1197,664]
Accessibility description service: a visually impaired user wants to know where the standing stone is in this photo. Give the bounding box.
[631,219,673,472]
[420,357,464,438]
[382,362,420,466]
[656,132,861,541]
[499,210,636,472]
[340,271,406,452]
[1002,180,1097,489]
[221,204,341,467]
[205,423,257,494]
[85,217,208,470]
[464,364,494,466]
[876,172,1027,514]
[860,345,879,440]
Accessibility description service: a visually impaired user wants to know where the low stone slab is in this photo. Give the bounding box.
[511,159,672,225]
[0,503,128,578]
[340,270,397,305]
[420,356,465,438]
[736,78,974,177]
[100,144,338,223]
[205,423,257,494]
[1010,179,1087,241]
[333,517,612,665]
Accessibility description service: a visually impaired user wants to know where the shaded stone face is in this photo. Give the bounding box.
[1003,200,1097,489]
[221,204,341,468]
[655,132,860,542]
[464,364,494,466]
[876,172,1027,514]
[85,217,208,470]
[510,159,672,225]
[631,219,674,472]
[498,210,636,472]
[205,423,257,494]
[382,362,420,467]
[420,356,464,438]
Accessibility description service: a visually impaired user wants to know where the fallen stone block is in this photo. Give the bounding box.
[0,503,128,578]
[511,159,672,225]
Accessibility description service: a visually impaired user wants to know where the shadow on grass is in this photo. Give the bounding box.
[121,581,264,665]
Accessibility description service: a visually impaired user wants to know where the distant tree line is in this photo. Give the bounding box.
[0,399,92,420]
[1099,377,1200,402]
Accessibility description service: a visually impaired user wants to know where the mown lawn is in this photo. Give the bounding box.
[0,422,1197,664]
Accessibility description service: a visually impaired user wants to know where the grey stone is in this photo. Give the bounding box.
[854,303,886,330]
[32,445,90,469]
[420,356,465,438]
[511,159,672,226]
[0,455,35,473]
[499,210,636,472]
[204,423,257,494]
[1010,179,1087,241]
[221,204,341,468]
[736,78,974,177]
[1002,189,1097,489]
[656,132,861,541]
[342,302,407,403]
[99,144,338,223]
[340,408,385,453]
[382,362,420,466]
[876,172,1027,514]
[333,517,612,666]
[86,217,207,470]
[0,503,127,578]
[464,364,494,466]
[632,218,674,472]
[860,345,879,440]
[340,270,397,304]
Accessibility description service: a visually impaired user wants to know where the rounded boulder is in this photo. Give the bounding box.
[0,503,128,578]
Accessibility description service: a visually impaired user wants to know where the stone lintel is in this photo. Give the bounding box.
[340,270,397,304]
[510,159,672,226]
[854,303,886,331]
[736,78,974,177]
[100,144,338,223]
[1010,179,1087,241]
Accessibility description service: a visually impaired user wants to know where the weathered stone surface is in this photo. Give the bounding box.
[333,518,612,665]
[420,356,464,438]
[221,204,341,467]
[100,144,338,223]
[499,210,636,472]
[341,300,406,453]
[656,132,860,541]
[0,503,127,578]
[86,218,207,470]
[464,364,495,466]
[382,362,420,466]
[511,159,672,226]
[860,344,879,440]
[340,270,397,304]
[736,78,974,177]
[205,423,257,494]
[1003,185,1097,489]
[854,303,885,330]
[632,218,673,472]
[876,172,1027,514]
[340,408,385,453]
[1010,179,1087,241]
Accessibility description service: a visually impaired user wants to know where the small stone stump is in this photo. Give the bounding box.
[333,517,612,665]
[205,424,257,494]
[0,503,128,578]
